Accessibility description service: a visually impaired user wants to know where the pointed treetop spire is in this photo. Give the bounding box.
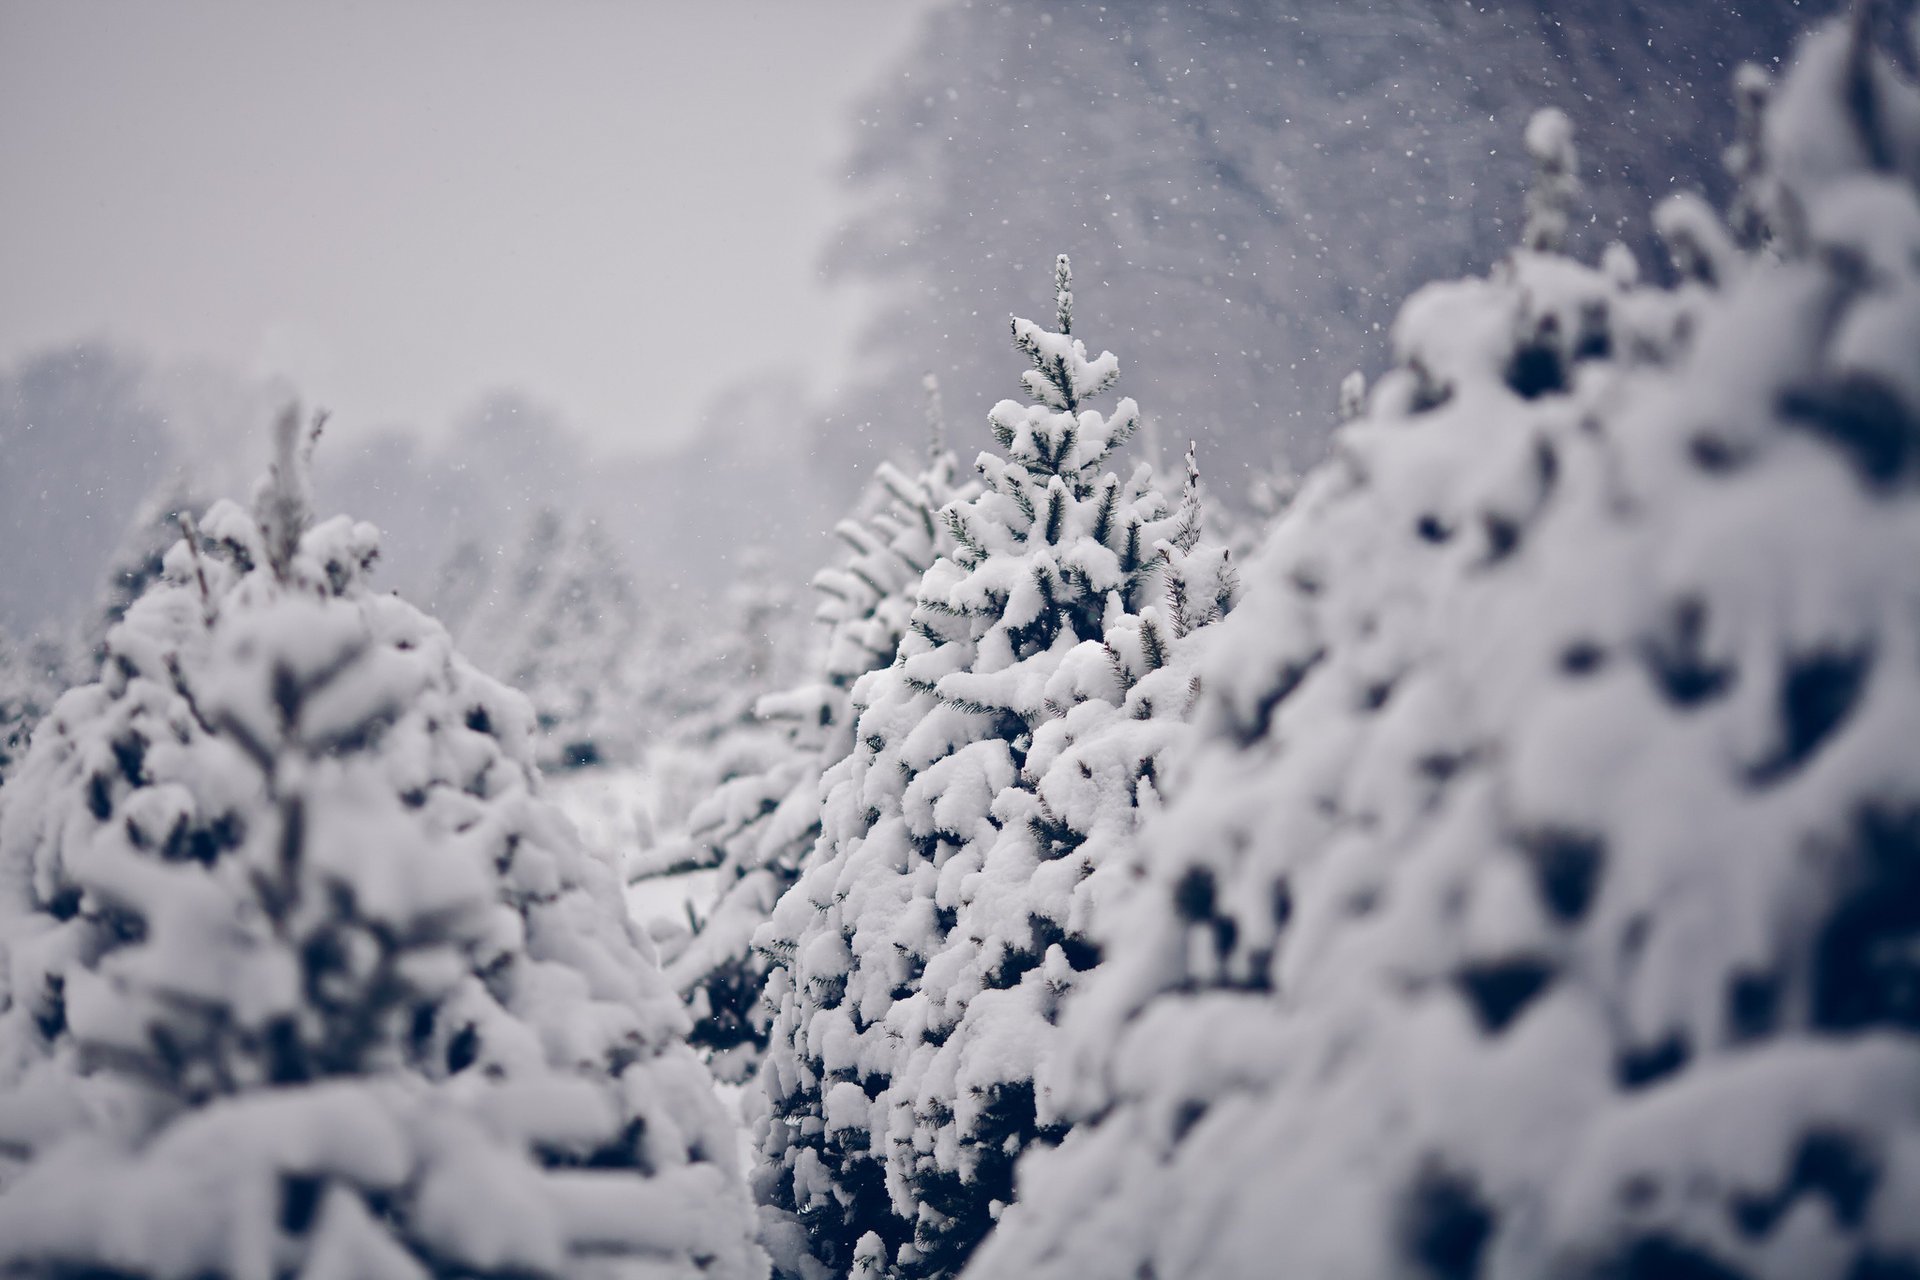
[758,253,1232,1279]
[176,511,216,626]
[923,371,947,462]
[1054,252,1074,335]
[1726,62,1775,247]
[1156,439,1237,638]
[1522,107,1580,252]
[254,401,326,585]
[1007,254,1128,448]
[1174,440,1204,556]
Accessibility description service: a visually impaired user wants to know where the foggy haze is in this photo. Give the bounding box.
[0,0,928,455]
[0,0,1836,641]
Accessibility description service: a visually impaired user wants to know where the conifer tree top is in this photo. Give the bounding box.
[994,254,1139,491]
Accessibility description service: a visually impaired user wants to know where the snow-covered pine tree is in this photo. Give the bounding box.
[619,548,808,895]
[0,627,69,786]
[509,512,645,771]
[973,20,1920,1280]
[663,384,976,1082]
[668,547,807,754]
[0,405,764,1279]
[442,505,645,773]
[83,473,207,669]
[426,535,493,644]
[0,477,206,790]
[754,257,1235,1279]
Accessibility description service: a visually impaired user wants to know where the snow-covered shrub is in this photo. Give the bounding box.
[0,407,764,1279]
[664,404,977,1082]
[755,259,1235,1279]
[971,22,1920,1280]
[439,506,647,773]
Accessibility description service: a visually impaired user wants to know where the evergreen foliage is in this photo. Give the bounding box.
[0,406,764,1279]
[974,22,1920,1280]
[658,549,806,756]
[1,475,207,789]
[663,393,976,1082]
[4,15,1910,1280]
[441,507,646,773]
[755,258,1234,1279]
[619,548,812,897]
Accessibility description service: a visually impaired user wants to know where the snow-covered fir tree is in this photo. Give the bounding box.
[972,20,1920,1280]
[83,474,207,670]
[1,476,206,789]
[0,628,69,786]
[662,382,977,1082]
[621,548,814,890]
[754,258,1235,1279]
[506,511,645,771]
[0,406,764,1279]
[439,506,646,773]
[662,547,807,755]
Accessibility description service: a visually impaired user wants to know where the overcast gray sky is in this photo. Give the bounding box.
[0,0,931,458]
